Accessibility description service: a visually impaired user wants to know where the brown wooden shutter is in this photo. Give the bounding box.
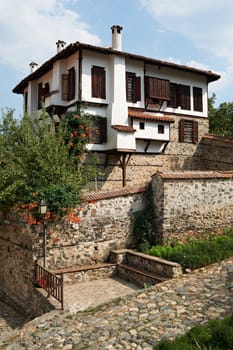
[91,66,106,99]
[192,121,198,143]
[179,85,190,110]
[68,67,75,101]
[62,74,69,100]
[179,119,185,142]
[145,77,169,100]
[193,87,203,111]
[135,76,141,102]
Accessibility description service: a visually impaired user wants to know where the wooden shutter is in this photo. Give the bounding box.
[193,87,203,112]
[68,67,75,101]
[135,76,141,102]
[145,77,170,100]
[62,74,69,100]
[179,85,191,110]
[169,83,178,107]
[192,121,198,143]
[179,119,198,143]
[179,119,185,142]
[91,66,106,99]
[126,73,141,102]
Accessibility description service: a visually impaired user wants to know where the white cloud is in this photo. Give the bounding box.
[138,0,233,61]
[138,0,233,101]
[0,0,100,73]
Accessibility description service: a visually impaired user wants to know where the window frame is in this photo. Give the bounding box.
[126,72,141,103]
[91,66,106,99]
[179,119,198,143]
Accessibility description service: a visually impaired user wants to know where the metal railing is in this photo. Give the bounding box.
[35,262,64,310]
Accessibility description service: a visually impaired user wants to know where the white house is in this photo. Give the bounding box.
[13,26,220,187]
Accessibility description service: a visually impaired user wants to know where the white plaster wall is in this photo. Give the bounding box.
[133,120,170,141]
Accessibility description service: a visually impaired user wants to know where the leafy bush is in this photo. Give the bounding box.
[154,314,233,350]
[149,230,233,270]
[0,107,97,222]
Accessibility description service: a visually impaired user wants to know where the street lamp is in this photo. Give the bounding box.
[39,199,47,267]
[39,199,47,215]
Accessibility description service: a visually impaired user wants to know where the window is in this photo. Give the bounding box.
[179,119,198,143]
[168,83,191,110]
[145,76,170,101]
[91,66,106,99]
[158,124,165,134]
[193,87,203,112]
[62,67,76,101]
[89,116,107,144]
[139,122,145,130]
[126,72,141,102]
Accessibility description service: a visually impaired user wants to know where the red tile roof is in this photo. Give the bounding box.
[81,185,146,202]
[128,110,174,123]
[202,133,233,145]
[154,171,233,179]
[111,125,136,132]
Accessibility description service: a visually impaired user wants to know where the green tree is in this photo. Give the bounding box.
[0,108,96,221]
[209,93,233,137]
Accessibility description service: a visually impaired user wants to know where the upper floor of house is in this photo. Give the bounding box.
[13,25,220,154]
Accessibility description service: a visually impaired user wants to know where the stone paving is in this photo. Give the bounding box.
[1,257,233,349]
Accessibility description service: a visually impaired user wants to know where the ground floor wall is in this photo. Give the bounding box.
[87,115,209,190]
[152,171,233,244]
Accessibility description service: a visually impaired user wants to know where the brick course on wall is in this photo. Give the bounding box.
[152,170,233,244]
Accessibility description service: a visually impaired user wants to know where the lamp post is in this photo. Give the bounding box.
[39,199,47,267]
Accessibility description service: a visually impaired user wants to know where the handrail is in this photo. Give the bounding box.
[35,262,64,310]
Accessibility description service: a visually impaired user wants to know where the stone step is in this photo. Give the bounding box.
[117,263,169,288]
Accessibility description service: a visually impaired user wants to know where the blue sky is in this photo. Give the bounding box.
[1,0,233,118]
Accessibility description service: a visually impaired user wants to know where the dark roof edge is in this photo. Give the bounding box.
[13,41,221,94]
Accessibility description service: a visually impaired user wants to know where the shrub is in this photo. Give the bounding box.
[154,314,233,350]
[149,229,233,270]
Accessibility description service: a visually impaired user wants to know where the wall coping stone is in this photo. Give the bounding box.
[153,170,233,180]
[202,133,233,144]
[81,185,146,202]
[111,249,181,268]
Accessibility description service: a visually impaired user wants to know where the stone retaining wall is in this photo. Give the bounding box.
[45,187,146,269]
[197,134,233,171]
[152,171,233,244]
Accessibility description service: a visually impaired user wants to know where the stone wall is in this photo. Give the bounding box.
[88,115,209,190]
[152,171,233,244]
[45,186,146,269]
[0,186,146,312]
[197,134,233,171]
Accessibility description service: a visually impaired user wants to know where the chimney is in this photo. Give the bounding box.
[29,62,38,73]
[111,25,123,51]
[56,40,66,53]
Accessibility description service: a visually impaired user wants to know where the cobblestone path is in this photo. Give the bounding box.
[0,257,233,349]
